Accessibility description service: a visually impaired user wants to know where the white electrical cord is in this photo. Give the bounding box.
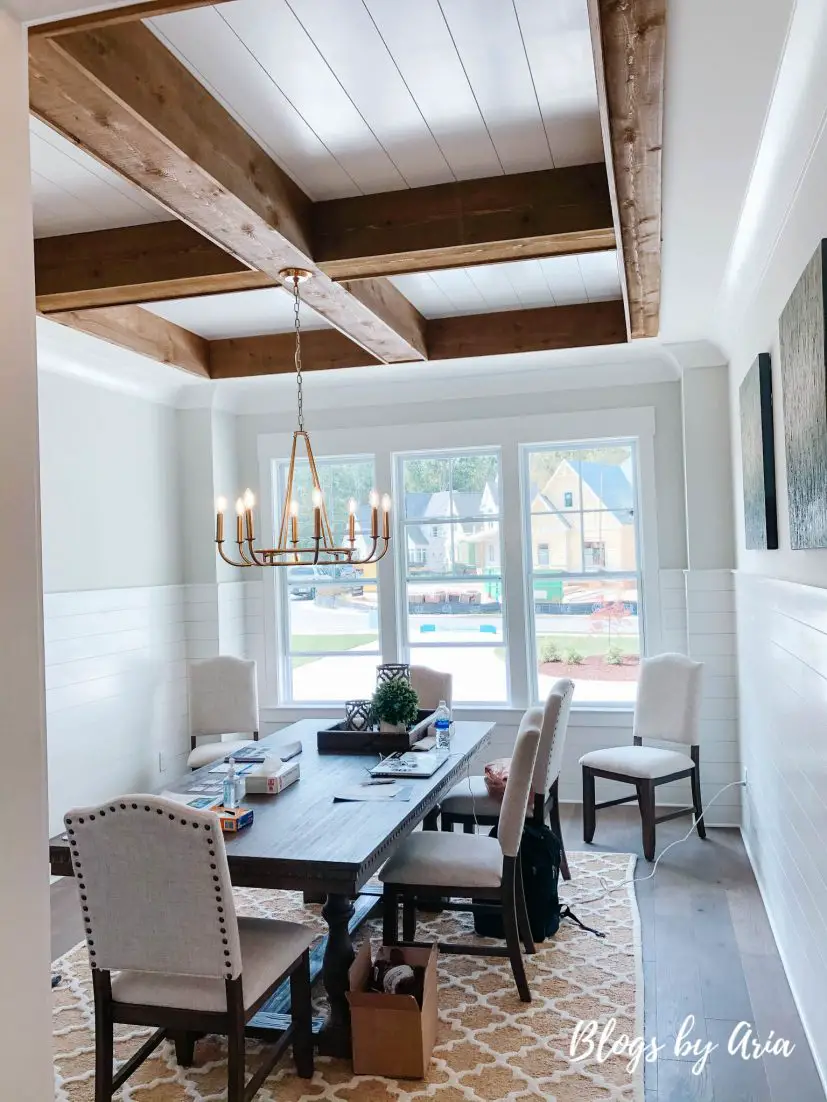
[566,779,747,906]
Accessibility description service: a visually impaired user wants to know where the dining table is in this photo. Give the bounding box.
[49,717,494,1058]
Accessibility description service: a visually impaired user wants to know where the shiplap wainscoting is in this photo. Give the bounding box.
[45,580,264,836]
[737,573,827,1083]
[44,586,189,836]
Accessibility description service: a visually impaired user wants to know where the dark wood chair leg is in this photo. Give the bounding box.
[423,808,440,831]
[502,858,531,1002]
[639,780,656,861]
[402,899,417,942]
[582,767,596,844]
[462,820,475,834]
[515,859,536,955]
[549,780,571,881]
[290,952,314,1079]
[172,1031,198,1067]
[225,978,246,1102]
[691,749,706,839]
[440,814,453,831]
[92,971,114,1102]
[382,888,399,945]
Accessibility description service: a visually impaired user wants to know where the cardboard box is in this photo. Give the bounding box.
[245,760,300,794]
[347,942,438,1079]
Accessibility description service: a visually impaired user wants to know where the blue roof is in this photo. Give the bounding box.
[577,461,634,522]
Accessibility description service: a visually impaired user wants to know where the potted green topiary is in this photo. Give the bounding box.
[372,677,420,734]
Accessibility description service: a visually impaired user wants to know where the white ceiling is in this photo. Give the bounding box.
[144,287,329,339]
[29,117,172,238]
[391,253,621,318]
[147,0,602,201]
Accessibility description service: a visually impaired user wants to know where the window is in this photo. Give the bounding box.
[276,454,380,702]
[523,441,642,705]
[397,450,506,702]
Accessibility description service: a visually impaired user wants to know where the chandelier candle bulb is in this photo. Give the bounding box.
[348,498,357,543]
[312,487,323,540]
[289,499,299,544]
[243,489,255,542]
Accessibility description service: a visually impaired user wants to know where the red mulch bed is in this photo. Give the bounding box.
[539,655,640,681]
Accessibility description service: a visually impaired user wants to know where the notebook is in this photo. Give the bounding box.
[369,750,449,779]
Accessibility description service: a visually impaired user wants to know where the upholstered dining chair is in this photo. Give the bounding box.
[380,709,543,1002]
[410,665,453,710]
[64,794,315,1102]
[579,653,705,861]
[439,679,575,880]
[188,655,259,769]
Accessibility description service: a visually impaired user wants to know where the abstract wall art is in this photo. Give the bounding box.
[779,239,827,549]
[739,353,778,550]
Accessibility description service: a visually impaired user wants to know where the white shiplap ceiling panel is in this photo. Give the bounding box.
[29,117,172,238]
[143,287,330,340]
[148,0,602,199]
[391,253,621,317]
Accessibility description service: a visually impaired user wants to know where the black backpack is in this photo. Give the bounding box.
[474,820,604,942]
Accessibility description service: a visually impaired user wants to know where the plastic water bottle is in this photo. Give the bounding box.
[223,758,244,810]
[434,700,452,751]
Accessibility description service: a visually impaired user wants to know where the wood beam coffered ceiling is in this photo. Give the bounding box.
[33,165,615,314]
[588,0,666,339]
[28,23,426,364]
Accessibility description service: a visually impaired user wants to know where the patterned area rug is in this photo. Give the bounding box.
[53,851,642,1102]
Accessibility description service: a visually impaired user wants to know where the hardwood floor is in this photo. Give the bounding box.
[556,804,825,1102]
[50,806,825,1101]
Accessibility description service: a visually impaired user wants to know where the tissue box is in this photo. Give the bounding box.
[245,760,300,795]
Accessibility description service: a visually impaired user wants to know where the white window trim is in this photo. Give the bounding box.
[257,407,660,715]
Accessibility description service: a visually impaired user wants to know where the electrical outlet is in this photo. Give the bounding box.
[158,751,166,774]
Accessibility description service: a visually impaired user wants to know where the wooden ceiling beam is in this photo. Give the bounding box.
[313,164,615,280]
[588,0,666,339]
[28,24,426,364]
[34,165,616,312]
[210,301,627,378]
[48,305,210,377]
[29,0,232,40]
[35,222,271,313]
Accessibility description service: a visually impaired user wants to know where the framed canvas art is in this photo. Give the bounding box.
[779,239,827,549]
[739,353,778,550]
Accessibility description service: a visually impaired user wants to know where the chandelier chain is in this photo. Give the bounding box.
[292,275,304,432]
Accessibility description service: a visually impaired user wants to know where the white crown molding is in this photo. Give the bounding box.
[36,315,208,406]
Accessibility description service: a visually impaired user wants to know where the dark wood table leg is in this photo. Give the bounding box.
[316,893,356,1058]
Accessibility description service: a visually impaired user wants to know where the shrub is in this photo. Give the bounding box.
[606,645,624,666]
[564,646,584,665]
[540,638,563,663]
[372,677,420,728]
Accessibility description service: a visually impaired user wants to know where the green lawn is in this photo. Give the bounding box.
[291,634,376,668]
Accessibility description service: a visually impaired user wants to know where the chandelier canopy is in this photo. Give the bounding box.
[214,269,392,568]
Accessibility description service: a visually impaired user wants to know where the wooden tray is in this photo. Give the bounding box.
[317,710,435,754]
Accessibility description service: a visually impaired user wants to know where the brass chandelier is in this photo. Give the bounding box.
[214,269,392,568]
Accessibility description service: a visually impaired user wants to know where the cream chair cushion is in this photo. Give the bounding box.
[111,917,315,1013]
[440,776,502,818]
[579,745,695,780]
[379,832,502,889]
[187,739,255,771]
